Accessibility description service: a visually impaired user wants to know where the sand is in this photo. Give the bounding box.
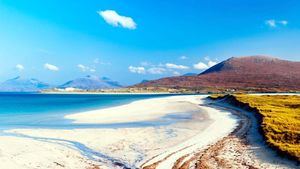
[65,95,203,124]
[142,100,238,169]
[0,95,239,168]
[2,94,293,169]
[0,135,97,169]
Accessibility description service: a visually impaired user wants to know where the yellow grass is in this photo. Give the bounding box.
[234,95,300,161]
[208,94,225,100]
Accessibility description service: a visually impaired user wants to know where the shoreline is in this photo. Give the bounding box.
[207,99,299,168]
[141,95,299,169]
[141,97,239,169]
[65,95,205,124]
[40,91,175,95]
[0,94,295,168]
[0,95,238,169]
[163,97,299,169]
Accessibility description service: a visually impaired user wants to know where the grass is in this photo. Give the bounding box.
[208,94,225,100]
[233,95,300,161]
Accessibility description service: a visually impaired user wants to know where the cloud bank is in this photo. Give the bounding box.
[165,63,189,70]
[129,62,189,75]
[148,67,166,74]
[129,57,218,75]
[194,58,218,70]
[193,62,209,70]
[129,66,145,74]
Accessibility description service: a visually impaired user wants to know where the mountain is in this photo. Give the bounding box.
[182,73,198,76]
[0,76,51,92]
[135,56,300,92]
[140,79,150,84]
[59,75,123,90]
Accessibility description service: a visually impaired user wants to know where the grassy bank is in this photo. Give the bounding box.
[211,94,300,161]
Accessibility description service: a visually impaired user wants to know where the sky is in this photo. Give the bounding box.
[0,0,300,85]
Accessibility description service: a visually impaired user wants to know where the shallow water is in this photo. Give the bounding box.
[0,93,193,129]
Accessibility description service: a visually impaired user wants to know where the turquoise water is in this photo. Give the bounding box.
[0,93,187,129]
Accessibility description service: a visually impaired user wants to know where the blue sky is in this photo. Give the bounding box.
[0,0,300,85]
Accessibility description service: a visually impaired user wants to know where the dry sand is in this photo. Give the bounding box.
[65,95,203,124]
[0,95,294,169]
[1,95,237,169]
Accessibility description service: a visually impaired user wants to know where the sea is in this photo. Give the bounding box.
[0,92,184,129]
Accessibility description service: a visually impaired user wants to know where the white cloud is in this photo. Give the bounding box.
[193,62,209,70]
[15,64,24,71]
[194,57,219,70]
[98,10,137,29]
[165,63,189,70]
[208,60,217,67]
[129,62,189,75]
[179,56,187,60]
[128,66,145,74]
[147,67,166,74]
[265,19,276,27]
[44,63,59,71]
[173,71,181,76]
[265,19,288,28]
[279,20,288,26]
[77,64,96,72]
[77,64,86,71]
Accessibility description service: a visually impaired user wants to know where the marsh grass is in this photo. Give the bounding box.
[234,95,300,161]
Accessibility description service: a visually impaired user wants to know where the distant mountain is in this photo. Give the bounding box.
[140,79,150,84]
[135,56,300,92]
[182,73,198,76]
[0,76,51,92]
[59,75,123,90]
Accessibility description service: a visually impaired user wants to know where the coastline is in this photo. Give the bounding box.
[0,94,295,168]
[65,95,204,124]
[40,91,174,95]
[0,95,238,169]
[142,98,238,169]
[142,95,298,169]
[191,100,298,168]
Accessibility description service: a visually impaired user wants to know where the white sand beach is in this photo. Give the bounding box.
[0,95,240,169]
[65,95,203,124]
[3,95,283,169]
[0,94,297,169]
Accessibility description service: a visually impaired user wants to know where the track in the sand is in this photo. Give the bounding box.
[141,102,252,169]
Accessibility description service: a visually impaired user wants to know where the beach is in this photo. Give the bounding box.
[0,95,238,169]
[0,94,296,169]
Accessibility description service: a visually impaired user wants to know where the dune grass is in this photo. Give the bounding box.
[234,95,300,161]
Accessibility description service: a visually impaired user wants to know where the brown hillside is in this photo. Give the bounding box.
[135,56,300,92]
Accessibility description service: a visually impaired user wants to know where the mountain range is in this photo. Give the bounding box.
[59,75,122,90]
[1,56,299,92]
[135,56,300,92]
[0,76,51,92]
[0,75,123,92]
